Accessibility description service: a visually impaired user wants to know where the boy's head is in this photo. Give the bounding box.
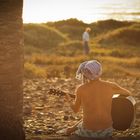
[76,60,102,82]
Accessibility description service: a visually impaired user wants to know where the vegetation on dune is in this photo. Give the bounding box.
[24,19,140,79]
[46,18,87,28]
[24,23,69,50]
[46,18,88,40]
[98,23,140,45]
[55,40,83,56]
[90,19,133,36]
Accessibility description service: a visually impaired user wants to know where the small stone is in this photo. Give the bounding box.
[63,115,69,121]
[23,105,32,115]
[69,115,75,120]
[34,129,43,135]
[37,112,44,118]
[46,128,55,134]
[36,86,42,90]
[35,106,44,110]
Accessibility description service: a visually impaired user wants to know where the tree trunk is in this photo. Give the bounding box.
[0,0,25,139]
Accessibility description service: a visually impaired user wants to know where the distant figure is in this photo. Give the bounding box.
[82,27,91,55]
[65,60,131,138]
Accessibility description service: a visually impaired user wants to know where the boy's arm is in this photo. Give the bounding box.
[111,83,132,96]
[66,88,81,113]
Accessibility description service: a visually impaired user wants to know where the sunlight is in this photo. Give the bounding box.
[23,0,140,23]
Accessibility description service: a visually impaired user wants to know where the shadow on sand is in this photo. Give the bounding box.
[67,135,140,140]
[45,135,140,140]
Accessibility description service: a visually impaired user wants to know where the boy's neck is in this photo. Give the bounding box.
[90,78,101,83]
[82,78,101,84]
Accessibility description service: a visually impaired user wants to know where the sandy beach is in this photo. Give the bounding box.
[23,76,140,140]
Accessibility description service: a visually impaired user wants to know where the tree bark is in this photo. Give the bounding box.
[0,0,25,139]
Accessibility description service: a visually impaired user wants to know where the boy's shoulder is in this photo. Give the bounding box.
[75,83,86,93]
[100,79,117,87]
[75,80,118,92]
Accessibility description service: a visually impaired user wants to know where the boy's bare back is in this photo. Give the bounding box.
[76,79,123,131]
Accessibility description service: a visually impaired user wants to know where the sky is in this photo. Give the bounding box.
[23,0,140,23]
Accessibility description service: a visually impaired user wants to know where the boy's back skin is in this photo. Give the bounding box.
[66,78,131,134]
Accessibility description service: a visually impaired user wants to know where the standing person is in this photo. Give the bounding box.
[65,60,131,138]
[82,27,91,55]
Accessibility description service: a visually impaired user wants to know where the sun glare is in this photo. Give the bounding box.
[23,0,140,23]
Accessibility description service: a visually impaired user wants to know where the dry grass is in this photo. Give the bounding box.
[24,52,140,78]
[24,62,46,78]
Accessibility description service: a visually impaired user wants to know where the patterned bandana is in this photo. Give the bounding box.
[76,60,102,81]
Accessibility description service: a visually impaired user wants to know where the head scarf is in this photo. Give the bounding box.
[76,60,102,81]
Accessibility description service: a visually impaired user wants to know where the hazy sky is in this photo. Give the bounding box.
[23,0,140,23]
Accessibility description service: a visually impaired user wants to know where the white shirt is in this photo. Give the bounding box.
[82,31,89,42]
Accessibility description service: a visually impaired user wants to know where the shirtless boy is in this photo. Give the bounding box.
[66,60,131,138]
